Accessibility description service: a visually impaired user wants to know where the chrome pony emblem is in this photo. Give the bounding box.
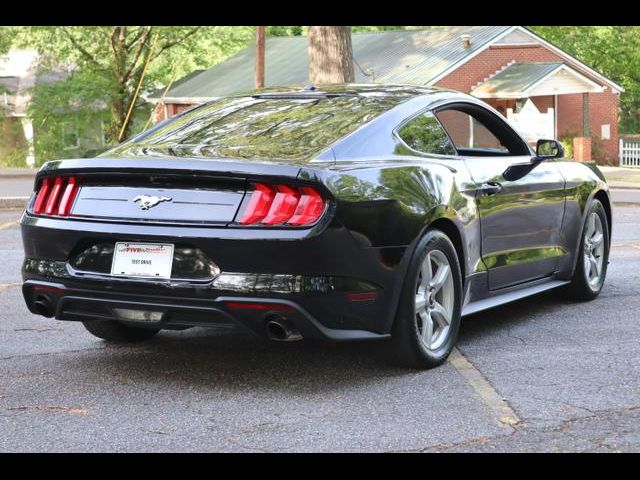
[133,195,172,210]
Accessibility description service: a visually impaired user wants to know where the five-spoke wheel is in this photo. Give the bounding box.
[390,229,462,369]
[567,198,610,300]
[415,250,454,352]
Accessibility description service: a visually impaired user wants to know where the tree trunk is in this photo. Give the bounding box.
[308,26,354,84]
[255,26,265,89]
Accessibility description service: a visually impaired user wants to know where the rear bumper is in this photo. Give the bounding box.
[22,280,389,341]
[20,213,410,340]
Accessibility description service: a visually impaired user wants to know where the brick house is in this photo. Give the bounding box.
[148,26,624,164]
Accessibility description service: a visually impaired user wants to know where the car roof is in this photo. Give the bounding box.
[232,83,453,100]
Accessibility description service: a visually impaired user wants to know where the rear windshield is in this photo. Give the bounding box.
[105,95,402,161]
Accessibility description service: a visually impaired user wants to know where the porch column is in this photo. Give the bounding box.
[20,117,36,167]
[582,92,590,136]
[573,93,592,162]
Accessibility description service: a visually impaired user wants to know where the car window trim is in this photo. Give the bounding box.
[430,100,531,157]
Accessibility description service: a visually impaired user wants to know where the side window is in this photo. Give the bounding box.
[436,109,509,154]
[397,111,456,156]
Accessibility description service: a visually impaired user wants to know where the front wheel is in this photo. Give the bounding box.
[566,199,610,301]
[389,229,463,369]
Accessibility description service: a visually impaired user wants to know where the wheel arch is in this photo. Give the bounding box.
[384,210,468,334]
[593,189,612,241]
[427,216,467,282]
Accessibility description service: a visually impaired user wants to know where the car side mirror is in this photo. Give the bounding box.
[503,139,565,182]
[535,139,564,161]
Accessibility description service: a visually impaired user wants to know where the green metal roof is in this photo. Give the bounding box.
[150,26,513,101]
[471,62,564,97]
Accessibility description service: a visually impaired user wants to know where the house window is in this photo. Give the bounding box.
[61,121,79,150]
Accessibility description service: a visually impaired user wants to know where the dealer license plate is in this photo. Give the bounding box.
[111,242,174,279]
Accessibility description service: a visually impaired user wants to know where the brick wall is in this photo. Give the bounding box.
[152,102,197,123]
[435,44,620,164]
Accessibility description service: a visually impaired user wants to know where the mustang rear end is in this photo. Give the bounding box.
[20,157,399,343]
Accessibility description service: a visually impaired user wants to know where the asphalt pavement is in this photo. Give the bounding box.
[1,205,639,451]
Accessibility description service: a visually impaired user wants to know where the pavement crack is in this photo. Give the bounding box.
[506,327,527,346]
[6,405,89,416]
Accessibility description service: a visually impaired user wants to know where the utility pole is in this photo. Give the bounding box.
[255,26,265,89]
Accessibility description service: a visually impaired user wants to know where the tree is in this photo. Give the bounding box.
[14,26,255,142]
[0,27,16,55]
[308,26,355,84]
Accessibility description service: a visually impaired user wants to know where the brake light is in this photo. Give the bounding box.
[238,183,275,224]
[32,176,80,217]
[58,177,79,216]
[261,185,300,225]
[44,177,64,216]
[238,183,326,226]
[32,177,52,214]
[288,187,325,226]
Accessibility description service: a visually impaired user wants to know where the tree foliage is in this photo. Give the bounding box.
[530,26,640,133]
[12,26,256,144]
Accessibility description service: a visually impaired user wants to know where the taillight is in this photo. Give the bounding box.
[32,176,80,217]
[32,177,52,215]
[238,183,326,226]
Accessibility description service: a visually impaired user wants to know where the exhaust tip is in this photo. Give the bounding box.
[265,317,302,342]
[33,296,54,318]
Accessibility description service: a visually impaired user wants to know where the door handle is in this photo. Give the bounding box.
[478,182,503,196]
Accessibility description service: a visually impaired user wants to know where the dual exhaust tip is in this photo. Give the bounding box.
[265,316,302,342]
[33,296,54,318]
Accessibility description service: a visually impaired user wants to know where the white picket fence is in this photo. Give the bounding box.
[620,138,640,167]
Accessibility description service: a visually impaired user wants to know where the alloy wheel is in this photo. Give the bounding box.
[583,211,605,289]
[415,250,455,351]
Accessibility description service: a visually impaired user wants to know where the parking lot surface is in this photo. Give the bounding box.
[1,207,639,452]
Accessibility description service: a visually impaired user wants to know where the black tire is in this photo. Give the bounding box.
[389,229,463,369]
[82,320,160,343]
[566,198,610,301]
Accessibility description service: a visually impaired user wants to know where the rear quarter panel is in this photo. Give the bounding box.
[299,156,481,330]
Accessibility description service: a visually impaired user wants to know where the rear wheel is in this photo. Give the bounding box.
[82,320,160,343]
[566,199,610,300]
[389,229,463,369]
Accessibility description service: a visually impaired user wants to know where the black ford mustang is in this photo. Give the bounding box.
[20,84,611,369]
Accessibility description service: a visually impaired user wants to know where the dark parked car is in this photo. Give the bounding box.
[20,84,611,369]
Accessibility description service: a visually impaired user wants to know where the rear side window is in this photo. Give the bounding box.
[106,95,404,161]
[397,112,456,156]
[436,109,508,153]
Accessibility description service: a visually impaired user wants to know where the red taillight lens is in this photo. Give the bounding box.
[57,177,79,216]
[32,176,80,217]
[288,187,325,225]
[33,177,52,214]
[44,177,64,216]
[239,183,275,224]
[261,185,300,225]
[238,183,326,227]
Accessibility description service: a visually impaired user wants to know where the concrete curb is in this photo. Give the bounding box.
[0,197,28,210]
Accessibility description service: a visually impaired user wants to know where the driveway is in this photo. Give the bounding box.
[0,207,639,452]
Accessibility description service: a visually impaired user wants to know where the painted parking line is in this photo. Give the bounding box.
[0,221,19,231]
[448,347,521,429]
[0,283,20,293]
[612,242,640,250]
